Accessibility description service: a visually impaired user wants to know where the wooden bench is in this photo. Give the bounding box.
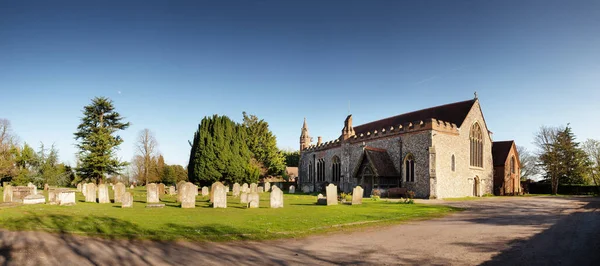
[386,187,407,198]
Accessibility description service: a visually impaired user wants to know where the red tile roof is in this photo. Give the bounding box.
[492,141,514,166]
[353,99,476,136]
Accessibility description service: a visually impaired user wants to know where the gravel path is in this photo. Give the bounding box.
[0,196,598,265]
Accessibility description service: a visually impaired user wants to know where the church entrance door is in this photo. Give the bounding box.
[473,176,480,197]
[361,167,374,197]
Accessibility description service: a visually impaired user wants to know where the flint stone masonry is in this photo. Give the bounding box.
[247,192,259,208]
[181,182,196,208]
[114,183,126,203]
[232,183,241,197]
[98,184,111,204]
[146,183,160,203]
[289,185,295,194]
[264,182,271,192]
[122,192,133,208]
[3,185,13,202]
[23,194,45,205]
[85,183,97,203]
[240,192,249,204]
[352,186,363,205]
[201,186,209,196]
[250,183,258,193]
[270,187,284,208]
[212,184,227,208]
[58,191,76,206]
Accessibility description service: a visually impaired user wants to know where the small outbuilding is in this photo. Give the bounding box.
[492,140,521,195]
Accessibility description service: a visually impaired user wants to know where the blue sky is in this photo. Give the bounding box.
[1,0,599,167]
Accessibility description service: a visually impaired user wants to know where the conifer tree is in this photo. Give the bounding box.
[74,97,130,183]
[242,112,286,175]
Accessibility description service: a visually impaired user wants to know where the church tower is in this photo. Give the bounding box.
[300,118,312,152]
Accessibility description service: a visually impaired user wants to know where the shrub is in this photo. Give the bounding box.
[372,189,381,197]
[371,195,381,201]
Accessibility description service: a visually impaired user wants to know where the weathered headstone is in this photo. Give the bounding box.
[122,192,133,208]
[317,193,327,205]
[98,184,110,203]
[77,183,82,192]
[158,183,166,196]
[201,186,209,197]
[130,184,134,189]
[352,186,364,205]
[240,192,249,204]
[270,186,284,208]
[82,183,88,196]
[23,194,45,205]
[12,186,34,202]
[258,186,264,193]
[232,183,241,197]
[114,182,126,203]
[147,183,159,203]
[250,183,258,193]
[27,182,37,195]
[85,183,97,203]
[302,184,311,193]
[176,181,186,191]
[248,192,260,208]
[48,188,69,205]
[44,183,49,191]
[326,184,338,206]
[210,182,224,203]
[168,186,176,195]
[213,183,227,208]
[3,185,13,202]
[58,191,76,206]
[225,185,230,193]
[194,184,199,196]
[242,183,249,193]
[289,185,295,194]
[264,182,271,192]
[181,182,196,208]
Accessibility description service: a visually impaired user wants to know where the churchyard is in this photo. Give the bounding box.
[0,184,456,242]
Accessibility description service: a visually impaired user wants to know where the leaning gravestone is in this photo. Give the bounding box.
[240,192,249,204]
[114,182,126,203]
[168,186,176,195]
[241,183,249,193]
[3,185,13,202]
[98,184,110,203]
[352,186,364,205]
[213,183,227,208]
[147,183,159,203]
[158,183,166,196]
[23,194,45,205]
[122,192,133,208]
[326,184,338,206]
[289,185,295,194]
[201,186,209,197]
[58,191,76,206]
[250,183,258,193]
[264,182,271,192]
[270,186,284,208]
[258,186,264,193]
[181,182,196,208]
[302,184,311,193]
[85,183,97,203]
[248,192,259,208]
[210,182,224,203]
[232,183,241,197]
[316,193,327,205]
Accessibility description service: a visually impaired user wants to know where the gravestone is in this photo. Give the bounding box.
[258,186,264,193]
[82,183,88,196]
[248,192,260,208]
[48,188,69,205]
[77,183,82,192]
[201,186,209,197]
[114,182,126,203]
[289,185,295,194]
[240,192,249,204]
[44,183,49,191]
[168,186,176,195]
[130,184,134,189]
[23,194,45,205]
[210,182,224,203]
[122,192,133,208]
[226,186,230,193]
[264,182,271,192]
[213,183,227,208]
[242,183,249,193]
[232,183,241,197]
[270,186,284,208]
[302,185,311,193]
[326,184,338,206]
[352,186,364,205]
[12,186,34,202]
[158,183,166,196]
[58,191,76,206]
[181,182,196,208]
[194,184,199,196]
[250,183,258,193]
[27,182,37,195]
[98,184,110,203]
[146,183,160,203]
[316,193,327,205]
[85,183,97,203]
[176,181,186,191]
[3,185,13,202]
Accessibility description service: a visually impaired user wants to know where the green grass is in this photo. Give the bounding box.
[0,186,458,242]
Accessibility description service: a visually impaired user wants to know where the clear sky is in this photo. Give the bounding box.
[1,0,599,167]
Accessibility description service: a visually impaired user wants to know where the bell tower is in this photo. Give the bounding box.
[341,114,355,141]
[300,118,312,153]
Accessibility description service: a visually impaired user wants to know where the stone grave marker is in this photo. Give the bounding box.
[289,185,295,194]
[181,182,196,208]
[82,183,88,196]
[122,192,133,208]
[240,192,249,204]
[264,182,271,192]
[130,184,134,189]
[201,186,209,197]
[242,183,249,193]
[212,183,227,208]
[248,192,260,208]
[85,183,97,203]
[326,184,338,206]
[177,181,186,191]
[77,183,82,192]
[270,186,284,208]
[48,188,69,205]
[168,186,176,195]
[158,183,166,195]
[210,182,224,202]
[27,182,37,195]
[250,183,258,193]
[58,191,76,206]
[316,193,327,205]
[302,184,311,193]
[114,182,126,203]
[146,183,160,203]
[44,183,49,191]
[258,186,264,193]
[12,186,34,202]
[232,183,240,197]
[3,185,13,202]
[98,184,110,203]
[352,186,364,205]
[23,194,45,205]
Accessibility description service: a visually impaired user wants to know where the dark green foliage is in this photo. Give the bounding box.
[74,97,130,183]
[188,115,258,186]
[282,150,300,167]
[242,112,286,176]
[10,142,74,187]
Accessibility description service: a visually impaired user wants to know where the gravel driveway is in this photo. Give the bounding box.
[0,196,598,265]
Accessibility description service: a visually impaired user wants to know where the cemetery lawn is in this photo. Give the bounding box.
[0,187,459,242]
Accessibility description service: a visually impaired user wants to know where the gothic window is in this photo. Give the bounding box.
[510,156,516,174]
[332,156,341,182]
[317,158,325,182]
[404,154,415,182]
[470,122,484,168]
[308,161,314,182]
[451,154,456,172]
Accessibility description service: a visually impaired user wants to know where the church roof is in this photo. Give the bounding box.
[354,147,400,177]
[352,99,476,136]
[492,140,515,166]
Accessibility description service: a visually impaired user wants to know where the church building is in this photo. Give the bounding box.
[298,96,494,199]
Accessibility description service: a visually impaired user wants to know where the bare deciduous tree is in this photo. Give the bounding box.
[583,139,600,190]
[517,145,540,181]
[134,129,158,185]
[0,119,18,180]
[534,126,560,194]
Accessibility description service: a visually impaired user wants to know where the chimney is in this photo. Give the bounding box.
[317,136,322,146]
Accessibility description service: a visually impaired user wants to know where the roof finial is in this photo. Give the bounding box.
[474,91,478,99]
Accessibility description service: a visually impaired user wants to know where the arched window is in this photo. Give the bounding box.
[470,122,484,168]
[332,156,341,182]
[317,158,325,182]
[510,156,515,174]
[451,154,456,172]
[308,161,314,182]
[404,154,415,182]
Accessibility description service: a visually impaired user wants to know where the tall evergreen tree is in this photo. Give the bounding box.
[242,112,286,175]
[74,97,130,183]
[554,125,590,184]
